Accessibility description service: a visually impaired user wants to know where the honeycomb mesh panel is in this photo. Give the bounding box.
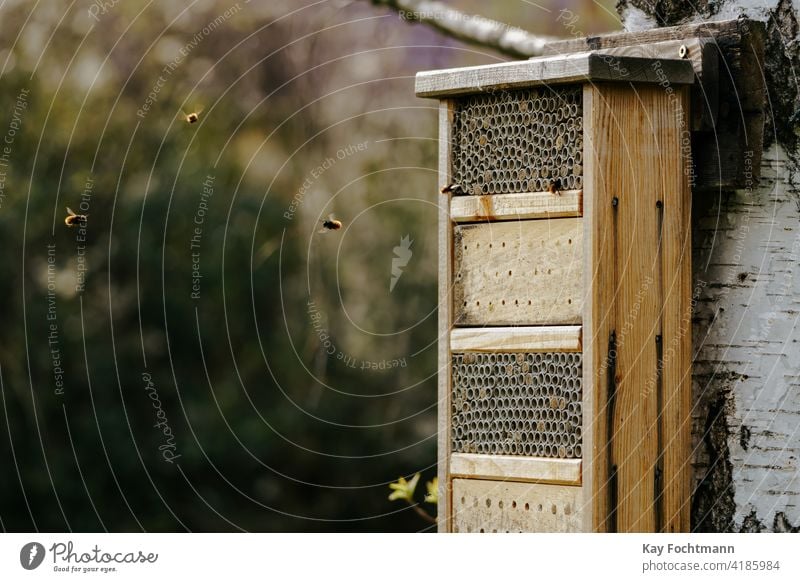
[451,352,582,458]
[451,85,583,195]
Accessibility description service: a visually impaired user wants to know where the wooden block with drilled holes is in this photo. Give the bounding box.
[453,219,583,326]
[452,479,582,533]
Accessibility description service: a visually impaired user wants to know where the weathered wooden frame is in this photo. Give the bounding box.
[421,50,694,533]
[437,99,455,533]
[417,52,695,97]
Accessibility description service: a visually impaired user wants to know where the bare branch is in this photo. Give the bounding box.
[367,0,558,58]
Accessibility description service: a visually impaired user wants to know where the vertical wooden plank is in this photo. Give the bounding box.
[610,84,660,533]
[438,99,454,532]
[660,87,692,533]
[581,85,594,533]
[588,83,691,532]
[583,85,614,532]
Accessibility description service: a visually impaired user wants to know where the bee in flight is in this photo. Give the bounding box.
[318,214,343,234]
[182,107,203,124]
[440,183,465,195]
[64,207,88,227]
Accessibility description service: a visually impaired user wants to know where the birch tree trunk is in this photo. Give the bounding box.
[615,0,800,532]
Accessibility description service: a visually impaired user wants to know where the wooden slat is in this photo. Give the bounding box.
[452,479,582,533]
[610,84,661,534]
[453,219,583,326]
[660,89,693,533]
[437,99,455,533]
[585,83,691,532]
[581,84,610,533]
[450,326,582,352]
[415,53,694,98]
[450,453,582,485]
[450,190,583,222]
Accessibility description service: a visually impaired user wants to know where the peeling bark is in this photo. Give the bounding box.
[774,512,800,532]
[740,509,766,532]
[617,0,718,27]
[763,0,800,157]
[691,384,736,532]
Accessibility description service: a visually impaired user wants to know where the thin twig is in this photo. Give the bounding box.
[410,503,437,524]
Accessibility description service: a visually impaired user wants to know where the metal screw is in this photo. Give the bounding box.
[656,200,663,209]
[611,196,619,207]
[678,44,688,59]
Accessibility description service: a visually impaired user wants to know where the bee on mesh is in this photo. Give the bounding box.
[440,183,466,195]
[547,179,562,195]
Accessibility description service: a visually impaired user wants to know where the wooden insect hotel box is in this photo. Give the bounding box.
[417,51,698,533]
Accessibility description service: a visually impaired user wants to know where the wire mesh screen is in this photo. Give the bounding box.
[451,352,582,458]
[451,85,583,195]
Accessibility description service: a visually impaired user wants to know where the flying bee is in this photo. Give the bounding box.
[64,207,88,227]
[547,179,562,195]
[318,213,343,234]
[440,183,465,195]
[181,107,203,124]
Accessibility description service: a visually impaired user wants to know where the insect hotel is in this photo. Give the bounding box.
[417,50,699,533]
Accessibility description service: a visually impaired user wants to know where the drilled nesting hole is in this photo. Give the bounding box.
[453,480,582,533]
[458,495,573,530]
